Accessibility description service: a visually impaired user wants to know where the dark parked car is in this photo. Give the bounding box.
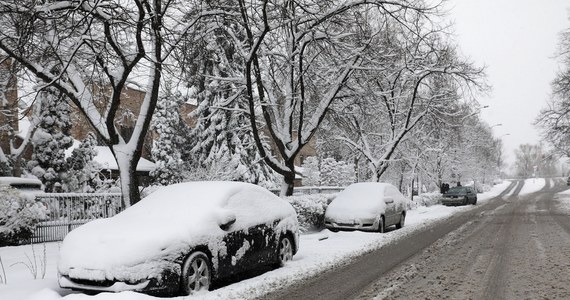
[58,181,300,296]
[442,186,477,206]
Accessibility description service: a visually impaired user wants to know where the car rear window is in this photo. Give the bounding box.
[448,186,467,193]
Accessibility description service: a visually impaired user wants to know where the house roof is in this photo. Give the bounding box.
[93,146,156,172]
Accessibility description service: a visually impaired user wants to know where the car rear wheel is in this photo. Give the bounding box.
[181,251,211,295]
[378,216,385,233]
[396,213,405,229]
[276,235,294,267]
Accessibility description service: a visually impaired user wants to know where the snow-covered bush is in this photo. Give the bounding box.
[285,194,332,232]
[0,186,48,246]
[410,192,442,209]
[475,183,492,193]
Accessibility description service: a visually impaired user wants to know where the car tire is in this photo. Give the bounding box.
[181,251,211,295]
[378,216,385,233]
[472,198,477,205]
[276,235,294,267]
[396,213,405,229]
[463,197,469,205]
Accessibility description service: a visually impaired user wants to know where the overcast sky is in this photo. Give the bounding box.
[447,0,570,167]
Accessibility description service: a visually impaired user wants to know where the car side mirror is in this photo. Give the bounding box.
[217,211,237,231]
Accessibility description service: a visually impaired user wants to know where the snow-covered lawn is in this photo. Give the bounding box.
[0,181,512,300]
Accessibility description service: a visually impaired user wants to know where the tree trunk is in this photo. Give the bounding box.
[280,162,296,197]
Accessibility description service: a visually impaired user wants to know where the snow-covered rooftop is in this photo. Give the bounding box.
[93,146,155,172]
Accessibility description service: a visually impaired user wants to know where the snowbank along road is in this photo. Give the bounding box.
[264,179,570,300]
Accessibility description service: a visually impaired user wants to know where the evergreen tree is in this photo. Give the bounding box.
[63,132,102,192]
[338,161,356,186]
[301,156,321,186]
[27,89,73,192]
[189,100,276,187]
[186,29,276,188]
[320,157,343,186]
[150,92,187,186]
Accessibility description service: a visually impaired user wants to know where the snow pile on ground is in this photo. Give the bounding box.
[0,181,512,300]
[518,178,546,195]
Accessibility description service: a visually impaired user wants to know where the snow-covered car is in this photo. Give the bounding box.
[441,186,477,206]
[0,176,44,201]
[324,182,408,233]
[57,181,299,296]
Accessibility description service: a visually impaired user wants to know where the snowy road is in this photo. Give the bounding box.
[263,179,570,300]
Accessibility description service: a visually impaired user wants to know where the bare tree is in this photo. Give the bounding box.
[514,144,558,178]
[537,27,570,158]
[221,0,439,196]
[331,17,485,182]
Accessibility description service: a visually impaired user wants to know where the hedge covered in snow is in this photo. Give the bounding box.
[410,192,442,209]
[0,186,49,246]
[284,194,334,232]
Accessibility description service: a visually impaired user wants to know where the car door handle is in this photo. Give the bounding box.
[385,200,394,204]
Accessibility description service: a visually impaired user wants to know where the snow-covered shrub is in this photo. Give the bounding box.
[475,183,492,193]
[0,186,48,246]
[410,192,442,209]
[285,194,332,232]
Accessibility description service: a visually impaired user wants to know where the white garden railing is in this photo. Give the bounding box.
[31,193,122,243]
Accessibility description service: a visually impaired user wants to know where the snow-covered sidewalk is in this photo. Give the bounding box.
[0,181,512,300]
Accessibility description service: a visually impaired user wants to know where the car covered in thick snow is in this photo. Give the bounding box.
[324,182,408,232]
[57,181,299,296]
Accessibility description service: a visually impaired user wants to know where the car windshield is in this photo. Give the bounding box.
[447,186,467,193]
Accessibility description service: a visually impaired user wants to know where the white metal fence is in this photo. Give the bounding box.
[31,193,122,243]
[270,186,344,196]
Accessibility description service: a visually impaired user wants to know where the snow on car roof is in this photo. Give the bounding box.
[325,182,391,221]
[0,176,43,186]
[335,182,389,202]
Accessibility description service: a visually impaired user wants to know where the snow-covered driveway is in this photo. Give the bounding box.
[0,180,526,300]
